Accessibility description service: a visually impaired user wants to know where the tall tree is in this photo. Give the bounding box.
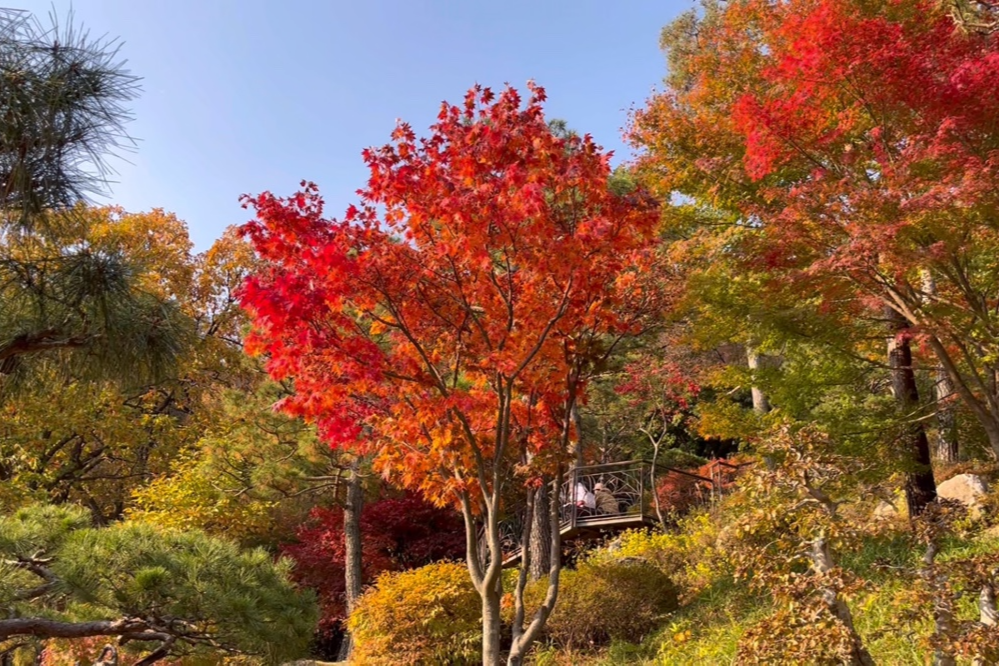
[631,0,999,507]
[240,84,660,666]
[0,10,191,395]
[0,9,138,226]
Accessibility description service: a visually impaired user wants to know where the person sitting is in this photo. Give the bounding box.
[594,482,619,515]
[568,481,596,516]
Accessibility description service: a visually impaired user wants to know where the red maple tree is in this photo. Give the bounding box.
[283,491,464,636]
[633,0,999,463]
[239,84,660,664]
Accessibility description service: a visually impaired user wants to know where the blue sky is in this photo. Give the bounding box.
[19,1,686,249]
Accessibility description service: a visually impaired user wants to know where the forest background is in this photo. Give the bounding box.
[4,2,999,666]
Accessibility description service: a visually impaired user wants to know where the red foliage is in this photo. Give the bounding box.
[238,82,661,505]
[241,84,665,660]
[281,491,464,631]
[632,0,999,456]
[655,459,745,516]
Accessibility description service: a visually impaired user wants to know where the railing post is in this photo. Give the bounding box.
[639,462,645,519]
[571,467,578,530]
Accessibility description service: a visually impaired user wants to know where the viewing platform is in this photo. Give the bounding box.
[499,458,745,567]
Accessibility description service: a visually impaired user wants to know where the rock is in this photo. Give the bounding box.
[937,473,989,514]
[873,500,900,519]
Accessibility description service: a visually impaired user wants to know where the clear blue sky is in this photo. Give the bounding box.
[19,1,686,249]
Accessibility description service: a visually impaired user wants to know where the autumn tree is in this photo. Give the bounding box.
[731,425,877,665]
[629,0,999,511]
[240,84,660,665]
[126,381,333,544]
[657,1,999,461]
[0,214,258,522]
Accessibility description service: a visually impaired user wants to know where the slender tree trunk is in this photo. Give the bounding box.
[338,458,364,662]
[922,271,960,463]
[482,586,503,666]
[508,468,563,666]
[571,403,584,467]
[886,307,937,517]
[810,536,875,666]
[528,482,551,581]
[933,370,959,463]
[972,583,998,666]
[926,335,999,458]
[650,433,666,529]
[746,345,771,414]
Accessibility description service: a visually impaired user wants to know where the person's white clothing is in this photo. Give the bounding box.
[572,482,595,509]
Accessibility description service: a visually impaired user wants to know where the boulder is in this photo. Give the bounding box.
[873,500,901,519]
[936,473,989,514]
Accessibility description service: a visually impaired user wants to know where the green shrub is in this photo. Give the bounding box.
[511,558,678,652]
[348,561,481,665]
[613,512,729,598]
[657,449,708,470]
[0,504,317,664]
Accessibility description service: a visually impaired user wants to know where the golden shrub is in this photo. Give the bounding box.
[509,557,678,651]
[348,562,481,665]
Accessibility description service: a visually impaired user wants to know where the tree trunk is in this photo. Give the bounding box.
[921,543,957,666]
[926,335,999,458]
[528,482,551,582]
[922,270,959,463]
[933,370,959,463]
[746,345,771,414]
[508,468,563,666]
[810,536,875,666]
[887,307,937,517]
[571,403,584,466]
[481,585,503,666]
[337,458,364,662]
[972,584,998,666]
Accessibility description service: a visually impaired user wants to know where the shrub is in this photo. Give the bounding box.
[348,562,481,665]
[510,557,678,652]
[1,504,317,664]
[283,491,464,634]
[614,512,728,598]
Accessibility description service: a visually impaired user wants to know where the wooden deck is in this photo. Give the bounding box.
[496,458,747,568]
[501,512,659,567]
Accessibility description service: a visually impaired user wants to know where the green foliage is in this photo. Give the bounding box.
[348,562,481,665]
[0,503,90,556]
[0,503,317,663]
[127,382,336,546]
[0,207,195,396]
[0,9,139,225]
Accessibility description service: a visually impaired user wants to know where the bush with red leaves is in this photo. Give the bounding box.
[281,491,465,635]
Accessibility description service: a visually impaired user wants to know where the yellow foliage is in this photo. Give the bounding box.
[507,557,678,652]
[128,454,276,543]
[348,562,481,665]
[614,510,728,599]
